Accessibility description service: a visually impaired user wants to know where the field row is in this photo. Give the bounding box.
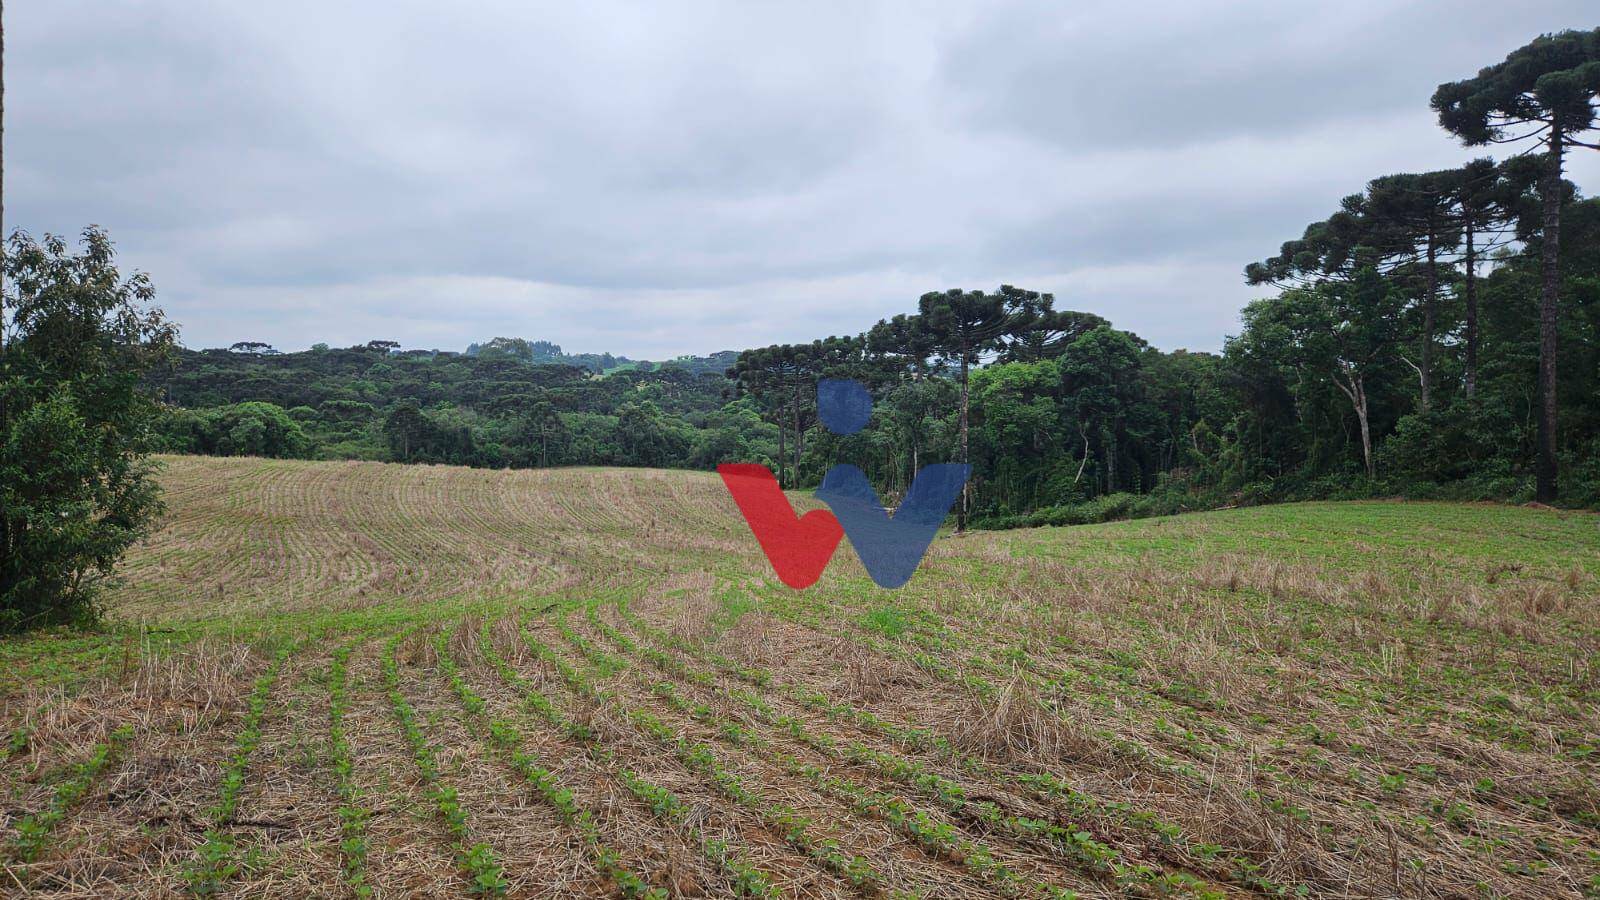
[3,583,1595,897]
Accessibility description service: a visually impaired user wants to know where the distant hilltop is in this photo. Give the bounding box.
[464,336,737,376]
[216,336,740,377]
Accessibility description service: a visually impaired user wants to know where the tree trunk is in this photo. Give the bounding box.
[1072,424,1089,487]
[1535,128,1563,502]
[775,408,786,489]
[1,0,7,380]
[1105,430,1116,493]
[1334,366,1373,478]
[1420,231,1436,412]
[1463,217,1478,399]
[792,382,802,482]
[957,351,970,532]
[1354,380,1372,479]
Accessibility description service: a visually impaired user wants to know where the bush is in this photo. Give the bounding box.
[1379,401,1521,484]
[1,229,175,632]
[207,402,315,457]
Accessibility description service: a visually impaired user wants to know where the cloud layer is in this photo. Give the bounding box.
[12,1,1599,356]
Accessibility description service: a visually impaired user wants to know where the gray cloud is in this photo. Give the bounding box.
[11,0,1599,357]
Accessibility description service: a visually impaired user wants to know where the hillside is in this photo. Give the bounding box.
[1,457,1597,897]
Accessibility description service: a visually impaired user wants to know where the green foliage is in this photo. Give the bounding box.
[1431,29,1600,147]
[1,228,176,633]
[151,342,747,471]
[1433,29,1600,502]
[1379,401,1521,486]
[162,401,314,458]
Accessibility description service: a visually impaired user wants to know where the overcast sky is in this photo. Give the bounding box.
[12,2,1600,358]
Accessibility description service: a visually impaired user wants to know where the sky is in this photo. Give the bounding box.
[11,1,1600,358]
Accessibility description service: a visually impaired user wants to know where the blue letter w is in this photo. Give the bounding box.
[815,463,970,589]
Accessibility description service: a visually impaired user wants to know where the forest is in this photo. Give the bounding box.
[149,31,1600,526]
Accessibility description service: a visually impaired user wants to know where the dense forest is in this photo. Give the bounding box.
[151,30,1600,526]
[154,342,744,470]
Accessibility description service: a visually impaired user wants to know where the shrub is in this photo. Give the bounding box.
[0,228,175,632]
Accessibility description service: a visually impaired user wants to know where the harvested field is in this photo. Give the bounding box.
[1,455,1596,898]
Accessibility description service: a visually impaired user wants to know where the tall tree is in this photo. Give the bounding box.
[865,313,935,379]
[1057,327,1150,492]
[1245,195,1386,289]
[879,377,953,495]
[492,393,569,467]
[799,335,869,475]
[728,343,815,487]
[1433,29,1600,500]
[1364,170,1461,411]
[995,287,1108,363]
[1448,158,1530,398]
[900,288,1035,531]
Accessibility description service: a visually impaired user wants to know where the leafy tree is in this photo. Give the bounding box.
[515,400,568,467]
[915,290,1011,522]
[0,228,176,631]
[727,342,822,486]
[880,377,955,495]
[1433,28,1600,500]
[384,402,430,462]
[616,401,688,467]
[204,402,313,458]
[1233,270,1405,477]
[318,399,375,424]
[969,358,1063,512]
[1246,194,1391,289]
[689,399,775,469]
[997,307,1109,362]
[1058,327,1157,492]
